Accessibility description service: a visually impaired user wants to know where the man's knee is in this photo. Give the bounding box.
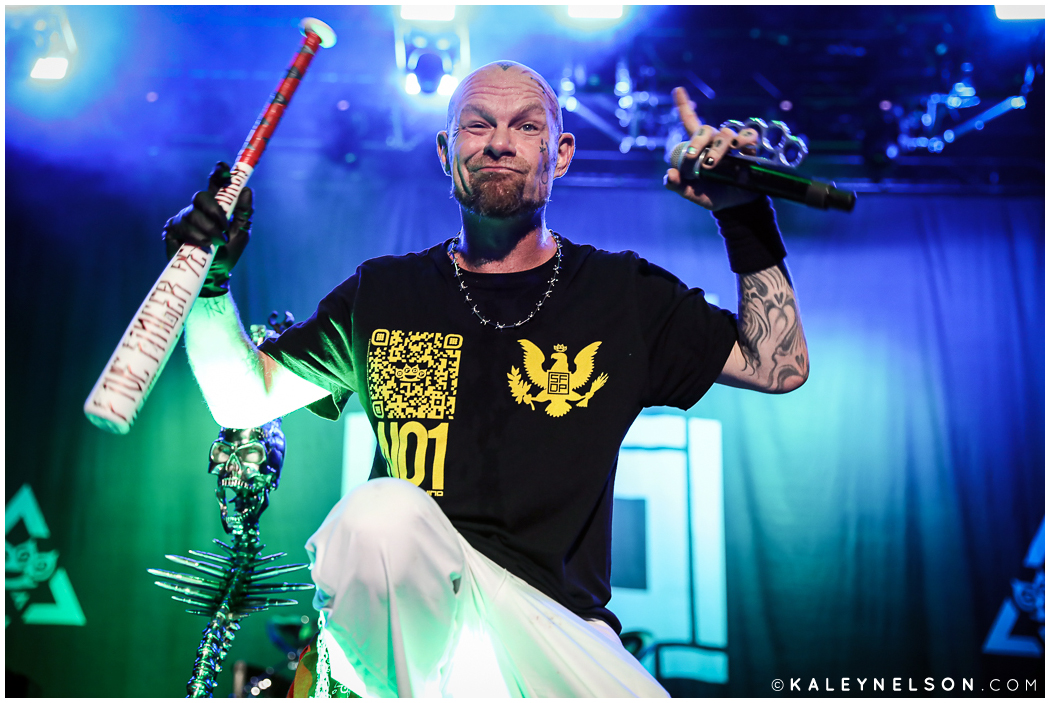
[310,478,446,583]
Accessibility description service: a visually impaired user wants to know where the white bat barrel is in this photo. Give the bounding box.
[83,163,253,434]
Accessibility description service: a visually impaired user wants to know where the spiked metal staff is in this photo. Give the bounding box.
[149,313,312,697]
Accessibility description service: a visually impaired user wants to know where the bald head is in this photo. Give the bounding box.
[446,61,563,139]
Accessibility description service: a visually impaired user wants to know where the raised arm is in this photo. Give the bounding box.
[165,163,330,427]
[664,87,809,394]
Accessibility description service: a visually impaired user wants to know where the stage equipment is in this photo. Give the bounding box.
[5,6,77,81]
[83,18,336,435]
[148,316,314,698]
[896,61,1037,155]
[669,118,856,212]
[394,7,468,97]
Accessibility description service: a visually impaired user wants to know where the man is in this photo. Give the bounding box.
[165,61,808,697]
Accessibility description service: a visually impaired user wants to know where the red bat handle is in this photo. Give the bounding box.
[237,30,323,169]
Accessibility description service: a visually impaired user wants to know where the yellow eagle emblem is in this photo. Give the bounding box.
[507,340,609,417]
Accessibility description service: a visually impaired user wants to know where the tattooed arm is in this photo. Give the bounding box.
[717,263,809,393]
[662,86,809,393]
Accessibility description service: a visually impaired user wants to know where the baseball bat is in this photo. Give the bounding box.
[83,17,337,435]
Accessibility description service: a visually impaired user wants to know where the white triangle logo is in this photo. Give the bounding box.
[5,484,86,627]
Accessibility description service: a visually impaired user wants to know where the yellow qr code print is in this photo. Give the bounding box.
[367,329,462,420]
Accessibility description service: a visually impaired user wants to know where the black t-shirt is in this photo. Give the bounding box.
[258,237,738,632]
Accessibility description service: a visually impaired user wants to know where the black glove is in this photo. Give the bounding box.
[163,162,253,297]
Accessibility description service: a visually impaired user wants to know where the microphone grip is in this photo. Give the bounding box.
[671,143,856,212]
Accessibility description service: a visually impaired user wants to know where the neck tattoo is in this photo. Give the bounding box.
[447,232,562,329]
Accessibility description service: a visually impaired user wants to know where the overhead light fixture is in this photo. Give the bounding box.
[567,5,623,19]
[30,56,68,80]
[994,5,1045,20]
[401,5,456,22]
[8,6,77,83]
[394,8,469,98]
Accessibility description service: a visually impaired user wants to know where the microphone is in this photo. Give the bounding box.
[669,142,856,212]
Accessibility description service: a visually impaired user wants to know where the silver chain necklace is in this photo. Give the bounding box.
[446,232,562,329]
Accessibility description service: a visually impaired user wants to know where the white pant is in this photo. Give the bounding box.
[306,478,668,697]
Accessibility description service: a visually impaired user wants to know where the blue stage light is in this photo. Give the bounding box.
[401,5,455,22]
[564,96,578,112]
[885,144,899,159]
[618,95,634,109]
[30,56,68,80]
[994,5,1045,20]
[568,5,623,20]
[405,73,421,95]
[1010,95,1026,109]
[944,129,955,143]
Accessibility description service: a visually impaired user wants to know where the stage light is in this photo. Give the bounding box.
[401,5,455,22]
[561,79,575,94]
[921,113,933,126]
[30,56,68,80]
[618,95,634,109]
[337,100,349,111]
[879,100,892,111]
[564,96,578,112]
[395,9,466,102]
[614,60,631,96]
[1010,96,1026,108]
[779,100,793,111]
[567,5,623,19]
[146,91,158,103]
[437,74,458,96]
[994,5,1045,20]
[885,144,899,159]
[944,129,955,142]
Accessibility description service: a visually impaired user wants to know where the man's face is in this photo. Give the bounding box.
[438,63,573,219]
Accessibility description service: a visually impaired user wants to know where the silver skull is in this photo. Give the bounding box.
[208,420,285,535]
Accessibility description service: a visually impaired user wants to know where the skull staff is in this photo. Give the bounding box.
[149,314,312,698]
